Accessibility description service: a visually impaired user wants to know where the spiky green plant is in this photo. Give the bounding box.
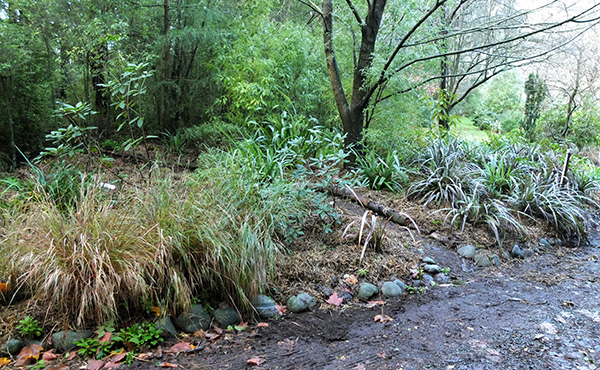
[509,173,589,238]
[356,149,408,192]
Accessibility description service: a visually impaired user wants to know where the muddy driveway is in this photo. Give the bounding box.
[141,229,600,370]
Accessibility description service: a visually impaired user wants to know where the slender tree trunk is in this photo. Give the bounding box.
[161,0,172,130]
[0,76,16,170]
[90,43,109,135]
[438,6,450,129]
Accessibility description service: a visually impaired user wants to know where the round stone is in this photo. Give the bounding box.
[176,304,211,332]
[251,295,278,319]
[287,293,316,313]
[381,281,404,297]
[423,264,442,274]
[422,257,437,265]
[458,245,476,259]
[212,304,240,327]
[510,245,523,258]
[357,283,379,301]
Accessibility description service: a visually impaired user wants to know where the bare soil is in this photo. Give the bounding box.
[124,199,600,370]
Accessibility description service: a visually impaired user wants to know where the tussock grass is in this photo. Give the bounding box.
[4,181,165,325]
[0,151,317,326]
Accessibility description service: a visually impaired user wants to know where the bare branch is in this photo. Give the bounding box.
[345,0,364,25]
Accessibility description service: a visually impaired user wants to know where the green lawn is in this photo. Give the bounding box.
[453,117,490,142]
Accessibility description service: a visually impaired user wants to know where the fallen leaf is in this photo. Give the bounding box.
[65,352,77,361]
[0,283,9,294]
[257,322,269,328]
[136,353,151,360]
[169,342,195,353]
[14,344,43,367]
[111,352,128,363]
[355,364,366,370]
[374,314,393,323]
[247,357,265,366]
[158,362,178,368]
[204,333,220,341]
[193,329,207,337]
[344,275,358,285]
[213,326,223,335]
[42,349,59,361]
[235,322,249,331]
[99,332,112,344]
[151,306,162,317]
[275,304,287,315]
[366,300,386,308]
[0,358,10,368]
[326,292,344,306]
[86,359,105,370]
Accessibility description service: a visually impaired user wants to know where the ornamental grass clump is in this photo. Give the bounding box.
[3,181,166,326]
[1,153,315,325]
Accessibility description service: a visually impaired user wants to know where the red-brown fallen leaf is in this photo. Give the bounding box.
[158,362,178,368]
[14,344,43,367]
[0,358,10,368]
[373,314,393,323]
[204,332,220,341]
[103,360,122,370]
[111,352,128,363]
[86,359,105,370]
[326,292,344,306]
[213,326,223,335]
[275,304,287,315]
[42,349,59,361]
[169,342,195,353]
[193,329,207,337]
[99,332,112,344]
[256,322,269,328]
[0,283,9,294]
[366,300,386,308]
[65,352,77,361]
[247,357,265,366]
[136,353,152,360]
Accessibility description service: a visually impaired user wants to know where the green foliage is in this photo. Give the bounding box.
[162,130,188,156]
[16,316,42,338]
[103,63,155,152]
[76,321,162,359]
[356,149,408,192]
[215,19,330,123]
[408,137,477,207]
[182,121,245,149]
[461,72,524,133]
[407,135,597,244]
[538,100,600,149]
[522,73,547,141]
[119,323,163,348]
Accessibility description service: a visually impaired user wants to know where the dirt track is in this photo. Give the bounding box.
[124,227,600,370]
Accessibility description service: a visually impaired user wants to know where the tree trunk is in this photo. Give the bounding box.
[160,0,172,130]
[0,76,16,170]
[322,0,386,165]
[90,43,109,135]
